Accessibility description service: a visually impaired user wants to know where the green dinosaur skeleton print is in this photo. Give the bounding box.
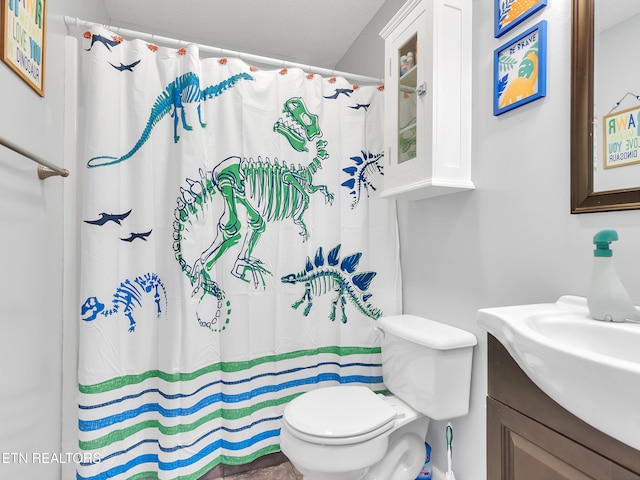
[173,97,382,330]
[174,98,332,293]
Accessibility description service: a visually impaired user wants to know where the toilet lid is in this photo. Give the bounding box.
[284,386,396,441]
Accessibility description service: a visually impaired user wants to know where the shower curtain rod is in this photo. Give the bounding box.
[64,16,384,85]
[0,135,70,180]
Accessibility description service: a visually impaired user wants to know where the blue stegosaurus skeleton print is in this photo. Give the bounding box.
[281,244,381,323]
[341,151,384,208]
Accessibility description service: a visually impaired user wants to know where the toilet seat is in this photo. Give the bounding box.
[283,386,397,446]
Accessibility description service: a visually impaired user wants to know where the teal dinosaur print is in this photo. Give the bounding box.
[87,72,253,168]
[281,244,381,323]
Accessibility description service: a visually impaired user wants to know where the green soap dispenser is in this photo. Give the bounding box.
[587,230,640,322]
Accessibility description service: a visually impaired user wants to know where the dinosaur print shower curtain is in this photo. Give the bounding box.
[77,26,401,480]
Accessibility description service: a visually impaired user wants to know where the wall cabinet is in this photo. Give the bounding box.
[379,0,473,200]
[487,335,640,479]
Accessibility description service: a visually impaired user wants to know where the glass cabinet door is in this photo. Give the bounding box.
[380,0,473,200]
[397,33,418,164]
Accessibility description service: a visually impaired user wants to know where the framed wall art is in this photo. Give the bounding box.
[602,105,640,169]
[495,0,547,38]
[0,0,47,96]
[493,20,547,116]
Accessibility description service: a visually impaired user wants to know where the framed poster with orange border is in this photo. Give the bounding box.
[495,0,547,38]
[493,21,547,116]
[0,0,46,96]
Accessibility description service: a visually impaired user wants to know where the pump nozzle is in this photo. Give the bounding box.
[593,229,618,257]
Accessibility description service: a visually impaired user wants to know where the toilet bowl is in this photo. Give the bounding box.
[279,315,477,480]
[280,386,429,480]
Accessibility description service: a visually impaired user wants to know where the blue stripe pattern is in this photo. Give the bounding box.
[80,372,382,431]
[78,354,384,479]
[79,361,379,410]
[77,429,282,480]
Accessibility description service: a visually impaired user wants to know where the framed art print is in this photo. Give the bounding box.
[0,0,46,96]
[494,20,547,116]
[602,105,640,169]
[495,0,547,38]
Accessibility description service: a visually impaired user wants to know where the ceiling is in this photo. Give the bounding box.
[103,0,386,69]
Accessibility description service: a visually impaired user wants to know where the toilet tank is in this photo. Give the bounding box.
[377,315,477,420]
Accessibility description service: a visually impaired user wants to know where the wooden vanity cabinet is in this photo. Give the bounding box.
[487,334,640,479]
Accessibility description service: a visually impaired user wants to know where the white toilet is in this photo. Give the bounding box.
[280,314,477,480]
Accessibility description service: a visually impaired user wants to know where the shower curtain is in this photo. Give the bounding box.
[77,26,401,480]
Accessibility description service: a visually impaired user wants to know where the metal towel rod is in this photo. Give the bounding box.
[0,135,70,179]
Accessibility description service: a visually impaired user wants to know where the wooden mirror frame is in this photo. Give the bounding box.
[571,0,640,213]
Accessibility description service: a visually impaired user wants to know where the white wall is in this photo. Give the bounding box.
[339,1,640,479]
[0,2,107,479]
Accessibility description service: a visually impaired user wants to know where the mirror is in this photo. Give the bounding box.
[571,0,640,212]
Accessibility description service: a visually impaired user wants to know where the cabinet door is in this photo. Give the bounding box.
[488,398,640,480]
[397,31,419,166]
[380,0,472,199]
[384,8,431,194]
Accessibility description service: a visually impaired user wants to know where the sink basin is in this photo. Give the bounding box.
[477,295,640,451]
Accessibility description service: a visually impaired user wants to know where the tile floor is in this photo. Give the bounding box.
[199,452,303,480]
